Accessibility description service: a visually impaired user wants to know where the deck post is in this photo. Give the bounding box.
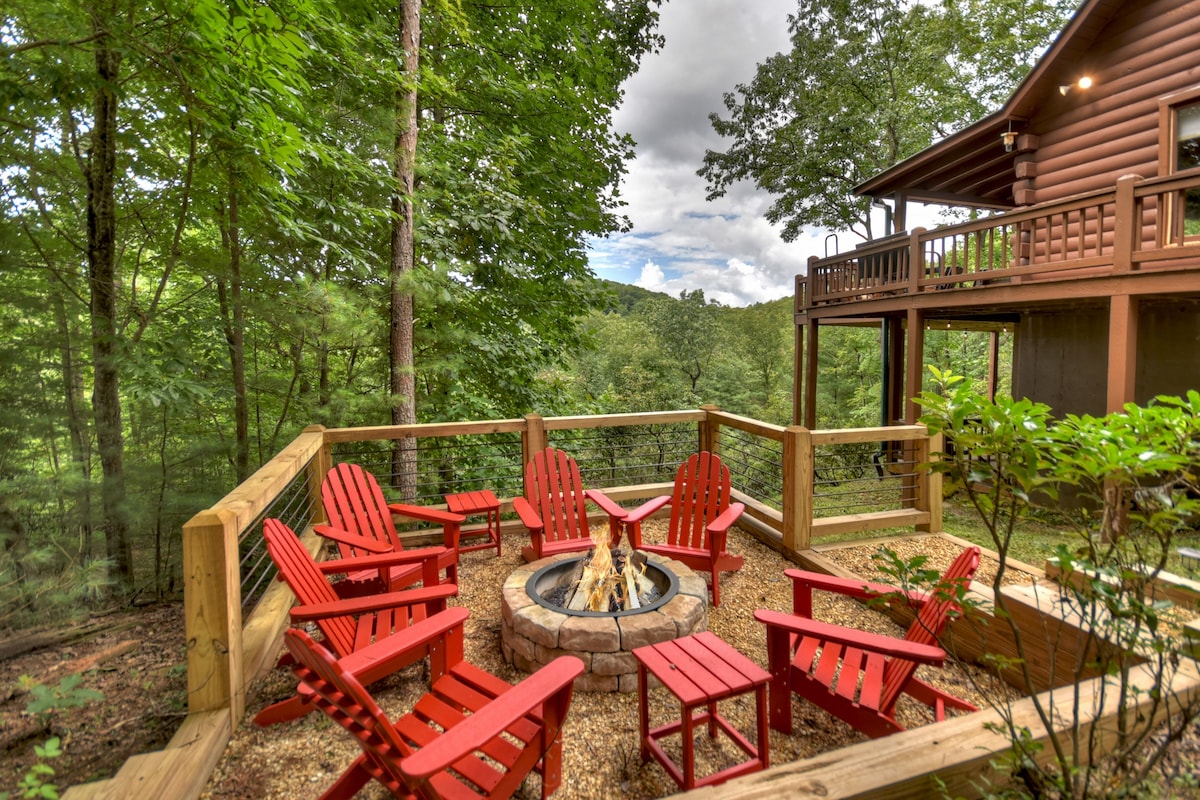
[906,226,925,294]
[183,508,244,721]
[1112,173,1141,274]
[782,425,813,553]
[699,404,721,455]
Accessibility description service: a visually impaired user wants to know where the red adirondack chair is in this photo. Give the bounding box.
[754,545,981,738]
[319,462,464,595]
[253,518,459,727]
[513,447,626,562]
[283,622,585,800]
[624,452,746,606]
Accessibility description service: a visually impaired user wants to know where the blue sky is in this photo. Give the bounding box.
[586,0,827,307]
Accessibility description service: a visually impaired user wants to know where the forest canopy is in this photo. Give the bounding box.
[0,0,1048,621]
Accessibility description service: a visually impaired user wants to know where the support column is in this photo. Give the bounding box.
[804,320,818,429]
[904,308,926,423]
[793,322,804,426]
[1107,295,1138,413]
[986,331,1000,401]
[887,316,905,425]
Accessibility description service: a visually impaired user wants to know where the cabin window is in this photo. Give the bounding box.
[1170,98,1200,239]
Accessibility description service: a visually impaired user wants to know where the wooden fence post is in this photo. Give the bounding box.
[916,430,943,532]
[183,508,244,721]
[783,426,813,553]
[305,425,330,524]
[523,414,546,488]
[699,404,721,455]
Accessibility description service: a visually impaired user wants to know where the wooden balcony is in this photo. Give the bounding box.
[797,170,1200,318]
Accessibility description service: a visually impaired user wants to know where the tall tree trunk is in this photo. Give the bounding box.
[217,181,250,484]
[389,0,420,499]
[86,14,132,588]
[54,293,94,556]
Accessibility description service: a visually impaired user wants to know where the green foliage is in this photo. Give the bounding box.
[21,674,105,726]
[919,372,1200,799]
[0,0,664,605]
[2,674,103,800]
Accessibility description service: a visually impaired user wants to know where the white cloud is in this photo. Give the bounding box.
[589,0,814,307]
[634,261,668,293]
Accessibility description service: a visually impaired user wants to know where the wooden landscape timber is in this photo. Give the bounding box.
[673,659,1200,800]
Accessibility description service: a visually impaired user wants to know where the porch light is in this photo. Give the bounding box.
[1059,76,1094,96]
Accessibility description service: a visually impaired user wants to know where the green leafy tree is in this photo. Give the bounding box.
[639,290,721,396]
[919,373,1200,799]
[699,0,1073,240]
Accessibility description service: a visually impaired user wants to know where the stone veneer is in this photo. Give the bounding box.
[500,552,709,692]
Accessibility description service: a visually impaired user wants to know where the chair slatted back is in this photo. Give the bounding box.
[525,447,592,545]
[263,519,358,657]
[879,545,980,713]
[667,452,733,551]
[284,628,414,795]
[322,463,404,557]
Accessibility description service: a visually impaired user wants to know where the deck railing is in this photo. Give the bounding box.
[181,410,939,724]
[801,169,1200,309]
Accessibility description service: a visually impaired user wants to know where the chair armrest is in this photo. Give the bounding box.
[706,502,745,536]
[624,495,671,526]
[313,524,393,554]
[391,504,464,552]
[314,546,449,576]
[783,567,925,618]
[583,488,627,521]
[387,504,465,527]
[290,584,458,622]
[754,609,945,665]
[512,496,543,533]
[400,655,585,781]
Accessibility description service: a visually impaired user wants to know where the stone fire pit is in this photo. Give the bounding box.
[500,552,709,692]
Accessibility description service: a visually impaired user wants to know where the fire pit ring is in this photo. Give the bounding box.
[525,556,679,617]
[501,552,708,692]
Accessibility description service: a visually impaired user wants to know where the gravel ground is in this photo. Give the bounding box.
[202,525,1022,800]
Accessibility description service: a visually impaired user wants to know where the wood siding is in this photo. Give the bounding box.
[1028,0,1200,204]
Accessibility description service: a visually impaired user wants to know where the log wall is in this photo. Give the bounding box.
[1029,0,1200,205]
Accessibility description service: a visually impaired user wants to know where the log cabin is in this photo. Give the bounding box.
[794,0,1200,427]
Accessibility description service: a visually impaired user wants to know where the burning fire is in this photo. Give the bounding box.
[565,530,652,613]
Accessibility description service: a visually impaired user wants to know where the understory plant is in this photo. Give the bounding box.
[2,674,104,800]
[918,370,1200,800]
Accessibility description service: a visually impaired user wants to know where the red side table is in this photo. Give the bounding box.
[634,631,770,790]
[444,490,502,556]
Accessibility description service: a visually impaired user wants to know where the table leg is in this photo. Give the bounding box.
[707,700,718,738]
[638,664,650,763]
[682,700,695,790]
[755,684,769,768]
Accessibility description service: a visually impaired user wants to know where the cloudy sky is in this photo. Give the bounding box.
[586,0,825,308]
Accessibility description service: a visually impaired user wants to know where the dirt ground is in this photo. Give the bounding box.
[3,526,1200,798]
[0,602,186,793]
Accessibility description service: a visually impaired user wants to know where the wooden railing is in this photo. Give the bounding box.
[65,408,941,799]
[801,170,1200,309]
